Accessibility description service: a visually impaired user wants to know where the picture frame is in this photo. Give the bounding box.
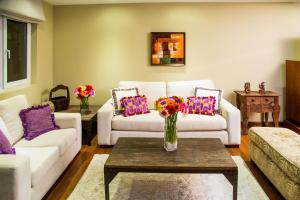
[150,32,185,66]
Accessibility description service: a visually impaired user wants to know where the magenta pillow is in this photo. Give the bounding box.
[186,96,216,116]
[0,129,15,154]
[19,105,60,140]
[120,95,150,117]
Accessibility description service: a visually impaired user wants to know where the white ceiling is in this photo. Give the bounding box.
[45,0,300,5]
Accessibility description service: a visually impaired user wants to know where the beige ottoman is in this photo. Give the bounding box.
[249,127,300,200]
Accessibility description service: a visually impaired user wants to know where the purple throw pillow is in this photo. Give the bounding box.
[120,95,150,117]
[0,129,15,154]
[187,96,216,116]
[19,105,60,140]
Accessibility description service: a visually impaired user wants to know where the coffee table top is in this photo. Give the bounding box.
[105,138,237,172]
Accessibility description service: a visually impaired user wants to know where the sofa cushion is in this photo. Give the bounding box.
[15,147,59,187]
[112,111,164,131]
[0,95,29,144]
[14,128,77,156]
[112,110,226,132]
[249,127,300,184]
[119,81,166,110]
[177,113,226,131]
[167,80,215,99]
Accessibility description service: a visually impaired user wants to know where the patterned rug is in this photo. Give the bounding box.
[68,155,269,200]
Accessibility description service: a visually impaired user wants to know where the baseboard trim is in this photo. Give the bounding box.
[242,121,284,135]
[247,121,284,127]
[100,144,240,148]
[283,120,300,134]
[99,145,114,148]
[225,145,239,148]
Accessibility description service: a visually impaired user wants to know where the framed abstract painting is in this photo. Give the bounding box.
[151,32,185,66]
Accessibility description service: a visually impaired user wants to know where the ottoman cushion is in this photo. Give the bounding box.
[249,127,300,184]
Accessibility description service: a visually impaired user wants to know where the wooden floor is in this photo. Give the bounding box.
[43,135,284,200]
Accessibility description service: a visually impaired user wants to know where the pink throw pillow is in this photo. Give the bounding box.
[186,96,216,116]
[0,129,15,154]
[120,95,150,117]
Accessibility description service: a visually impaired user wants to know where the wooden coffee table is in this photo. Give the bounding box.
[104,138,238,200]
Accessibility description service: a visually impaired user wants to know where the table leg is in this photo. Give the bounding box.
[272,104,280,127]
[104,168,118,200]
[224,170,238,200]
[265,112,269,125]
[241,102,250,134]
[272,111,280,127]
[82,121,93,145]
[261,113,269,126]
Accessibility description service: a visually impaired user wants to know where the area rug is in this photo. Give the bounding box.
[68,155,269,200]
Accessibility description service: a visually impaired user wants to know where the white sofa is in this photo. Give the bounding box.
[0,95,82,200]
[98,80,241,146]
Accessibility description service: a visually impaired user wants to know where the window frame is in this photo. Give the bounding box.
[1,16,31,90]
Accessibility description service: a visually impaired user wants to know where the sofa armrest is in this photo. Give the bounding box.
[0,155,31,200]
[97,99,114,145]
[54,113,82,145]
[220,99,241,145]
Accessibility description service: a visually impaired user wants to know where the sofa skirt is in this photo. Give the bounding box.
[110,130,229,145]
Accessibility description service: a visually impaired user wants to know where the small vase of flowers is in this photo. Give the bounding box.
[156,96,187,151]
[74,84,95,114]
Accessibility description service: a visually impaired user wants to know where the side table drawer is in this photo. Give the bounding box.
[261,97,275,112]
[247,97,262,112]
[247,97,261,104]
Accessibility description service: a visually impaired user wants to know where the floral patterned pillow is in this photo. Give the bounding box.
[120,95,150,117]
[111,88,139,115]
[186,96,216,116]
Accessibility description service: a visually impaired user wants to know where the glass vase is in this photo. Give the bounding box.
[164,113,178,151]
[80,97,89,114]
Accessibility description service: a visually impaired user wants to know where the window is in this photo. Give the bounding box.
[0,16,31,89]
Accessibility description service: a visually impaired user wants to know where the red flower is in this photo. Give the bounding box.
[166,105,176,115]
[86,84,93,92]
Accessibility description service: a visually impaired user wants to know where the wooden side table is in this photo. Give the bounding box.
[57,105,101,145]
[234,91,280,134]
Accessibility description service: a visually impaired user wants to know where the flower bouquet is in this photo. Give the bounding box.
[155,96,187,151]
[74,84,95,114]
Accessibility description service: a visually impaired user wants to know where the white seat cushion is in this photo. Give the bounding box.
[15,147,59,187]
[177,113,227,131]
[112,111,164,131]
[14,128,77,155]
[0,95,29,144]
[167,80,215,99]
[112,111,226,132]
[119,81,166,110]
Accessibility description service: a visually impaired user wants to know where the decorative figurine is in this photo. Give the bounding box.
[259,82,266,94]
[244,82,251,93]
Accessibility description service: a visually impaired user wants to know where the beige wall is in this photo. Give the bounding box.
[0,2,53,105]
[53,3,300,121]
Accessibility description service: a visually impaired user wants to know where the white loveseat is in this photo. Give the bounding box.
[98,80,241,146]
[0,95,82,200]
